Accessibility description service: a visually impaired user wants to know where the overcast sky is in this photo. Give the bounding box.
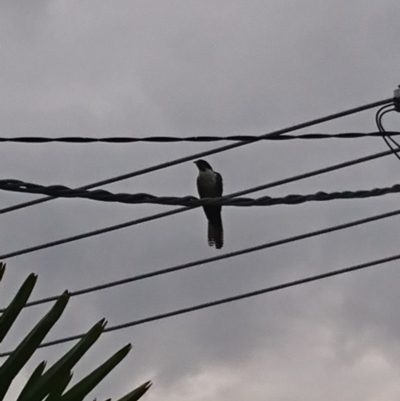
[1,1,400,400]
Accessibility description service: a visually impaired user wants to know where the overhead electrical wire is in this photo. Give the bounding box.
[2,178,400,207]
[0,131,399,143]
[0,97,393,216]
[1,248,399,357]
[375,102,400,161]
[3,204,400,314]
[0,146,399,261]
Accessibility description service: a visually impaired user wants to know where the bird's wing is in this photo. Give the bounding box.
[216,172,223,196]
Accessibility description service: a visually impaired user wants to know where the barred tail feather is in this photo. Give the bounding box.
[208,220,224,249]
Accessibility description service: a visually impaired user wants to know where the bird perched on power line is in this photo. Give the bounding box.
[194,159,224,249]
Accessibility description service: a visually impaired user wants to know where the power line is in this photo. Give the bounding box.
[0,97,393,216]
[1,249,399,357]
[0,147,398,261]
[375,104,400,162]
[5,205,400,313]
[0,131,399,143]
[2,179,400,207]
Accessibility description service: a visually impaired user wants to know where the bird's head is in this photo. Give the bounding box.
[194,159,213,171]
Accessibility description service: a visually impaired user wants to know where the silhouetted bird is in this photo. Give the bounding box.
[194,159,223,249]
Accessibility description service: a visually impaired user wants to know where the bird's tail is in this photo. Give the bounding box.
[208,218,223,249]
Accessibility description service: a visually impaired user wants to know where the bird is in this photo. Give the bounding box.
[194,159,224,249]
